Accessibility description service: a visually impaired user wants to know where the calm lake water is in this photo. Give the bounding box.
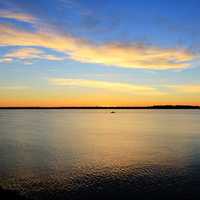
[1,109,200,199]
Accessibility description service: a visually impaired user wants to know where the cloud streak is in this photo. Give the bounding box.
[49,78,200,96]
[0,11,196,70]
[0,10,37,23]
[49,78,163,95]
[3,47,65,63]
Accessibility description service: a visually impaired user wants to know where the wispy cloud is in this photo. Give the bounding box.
[49,78,200,96]
[3,47,65,63]
[0,23,195,70]
[0,57,13,63]
[49,78,163,95]
[0,10,37,23]
[0,9,196,70]
[69,43,194,70]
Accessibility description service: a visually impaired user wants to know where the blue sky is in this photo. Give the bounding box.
[0,0,200,106]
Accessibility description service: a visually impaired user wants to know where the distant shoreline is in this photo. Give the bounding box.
[0,105,200,109]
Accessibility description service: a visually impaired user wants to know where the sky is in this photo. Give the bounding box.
[0,0,200,106]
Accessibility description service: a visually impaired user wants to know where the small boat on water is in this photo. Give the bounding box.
[110,111,115,113]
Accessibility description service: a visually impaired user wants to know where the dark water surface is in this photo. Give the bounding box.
[1,109,200,199]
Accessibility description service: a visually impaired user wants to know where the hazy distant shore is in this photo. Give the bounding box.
[0,105,199,109]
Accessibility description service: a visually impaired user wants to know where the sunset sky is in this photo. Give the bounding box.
[0,0,200,106]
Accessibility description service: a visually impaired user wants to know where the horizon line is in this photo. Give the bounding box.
[0,105,200,109]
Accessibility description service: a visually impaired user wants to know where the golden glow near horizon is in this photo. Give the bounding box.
[1,79,200,106]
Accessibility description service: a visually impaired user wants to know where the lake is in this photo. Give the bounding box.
[0,109,200,199]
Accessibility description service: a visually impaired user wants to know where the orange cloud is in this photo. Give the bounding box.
[70,43,195,70]
[0,22,195,70]
[3,47,65,62]
[0,10,37,23]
